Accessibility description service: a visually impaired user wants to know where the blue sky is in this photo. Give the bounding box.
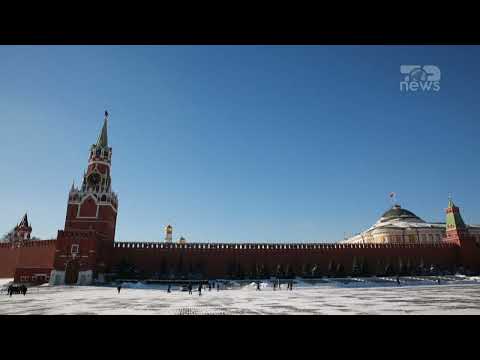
[1,45,480,242]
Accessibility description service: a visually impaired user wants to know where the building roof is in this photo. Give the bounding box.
[18,213,29,228]
[371,220,445,230]
[343,199,480,244]
[379,204,423,223]
[342,203,446,243]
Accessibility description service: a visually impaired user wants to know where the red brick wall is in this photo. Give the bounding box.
[78,196,98,217]
[1,239,475,281]
[14,267,52,283]
[0,240,56,279]
[0,243,21,278]
[62,198,117,274]
[111,242,461,278]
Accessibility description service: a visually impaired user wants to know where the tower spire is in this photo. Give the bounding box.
[96,110,109,148]
[19,213,29,228]
[446,197,466,231]
[448,194,455,211]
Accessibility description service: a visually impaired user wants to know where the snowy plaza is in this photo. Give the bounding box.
[1,276,480,315]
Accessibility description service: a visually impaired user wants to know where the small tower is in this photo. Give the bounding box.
[445,198,467,246]
[5,213,33,243]
[165,225,173,242]
[178,236,187,244]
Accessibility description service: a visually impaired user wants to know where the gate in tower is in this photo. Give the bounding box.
[65,260,80,285]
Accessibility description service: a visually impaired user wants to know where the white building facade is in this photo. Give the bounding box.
[342,203,480,245]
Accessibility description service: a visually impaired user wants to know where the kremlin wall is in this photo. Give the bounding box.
[1,112,480,285]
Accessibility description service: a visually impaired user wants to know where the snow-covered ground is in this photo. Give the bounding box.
[1,276,480,314]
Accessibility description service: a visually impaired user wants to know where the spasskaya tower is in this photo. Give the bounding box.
[50,111,118,285]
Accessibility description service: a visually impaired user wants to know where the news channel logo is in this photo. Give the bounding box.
[400,65,441,92]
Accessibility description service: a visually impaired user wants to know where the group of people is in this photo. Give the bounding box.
[115,280,297,295]
[186,282,219,295]
[116,281,220,295]
[396,275,442,286]
[6,284,28,297]
[272,280,294,291]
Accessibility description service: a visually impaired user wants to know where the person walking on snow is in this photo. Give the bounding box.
[167,284,171,293]
[188,282,193,294]
[198,283,202,296]
[117,285,122,294]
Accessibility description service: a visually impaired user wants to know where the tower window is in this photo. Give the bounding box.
[71,244,79,255]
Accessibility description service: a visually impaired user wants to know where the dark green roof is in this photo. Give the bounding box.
[380,205,422,222]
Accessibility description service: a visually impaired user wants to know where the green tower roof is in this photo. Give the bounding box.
[96,111,109,148]
[446,198,466,230]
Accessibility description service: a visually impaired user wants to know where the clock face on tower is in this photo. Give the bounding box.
[88,173,101,187]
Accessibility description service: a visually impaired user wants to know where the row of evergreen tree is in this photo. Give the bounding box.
[113,257,459,280]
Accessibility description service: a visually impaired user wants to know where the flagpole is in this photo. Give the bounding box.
[389,192,396,206]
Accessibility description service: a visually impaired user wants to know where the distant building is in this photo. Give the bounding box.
[178,236,187,244]
[342,202,480,245]
[165,225,173,242]
[1,214,32,243]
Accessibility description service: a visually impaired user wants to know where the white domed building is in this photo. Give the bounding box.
[343,204,446,245]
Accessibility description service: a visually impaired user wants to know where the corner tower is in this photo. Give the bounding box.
[445,198,480,273]
[445,198,467,246]
[50,111,118,285]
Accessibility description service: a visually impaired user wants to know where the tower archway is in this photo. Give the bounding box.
[65,260,80,285]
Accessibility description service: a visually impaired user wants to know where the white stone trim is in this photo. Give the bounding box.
[88,160,111,167]
[69,200,118,214]
[76,194,99,219]
[49,270,65,285]
[77,270,93,285]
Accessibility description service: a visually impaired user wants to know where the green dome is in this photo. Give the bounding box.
[379,204,422,222]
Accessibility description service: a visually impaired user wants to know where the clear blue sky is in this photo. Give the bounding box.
[1,45,480,243]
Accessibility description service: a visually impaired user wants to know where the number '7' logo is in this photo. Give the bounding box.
[400,65,441,82]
